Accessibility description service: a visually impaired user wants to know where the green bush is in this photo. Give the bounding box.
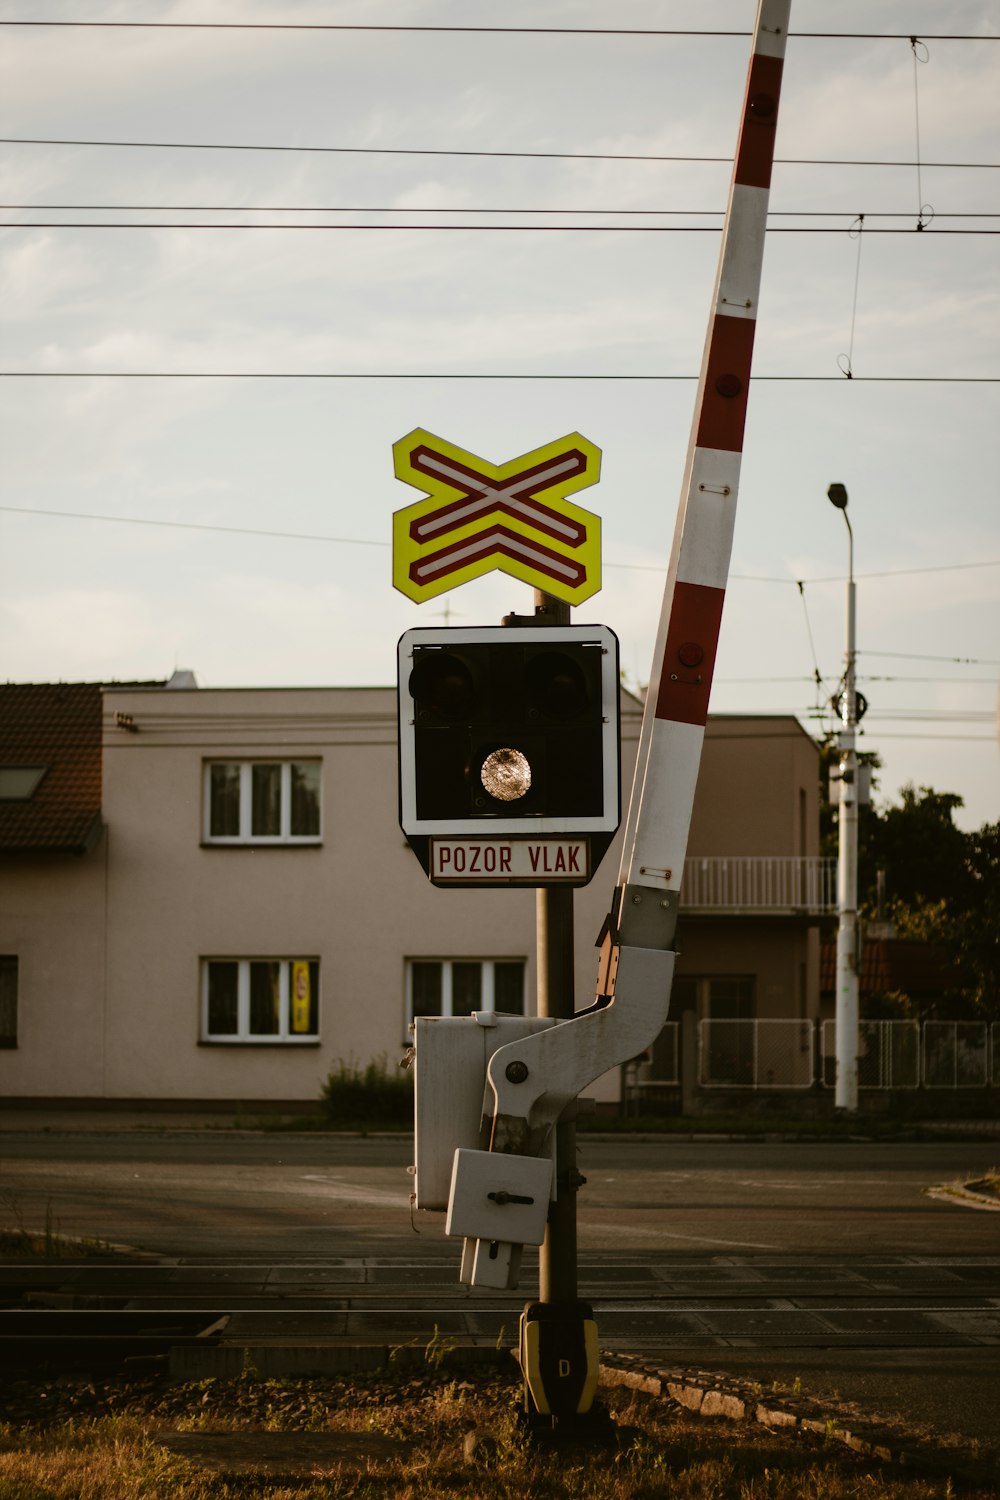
[319,1056,413,1127]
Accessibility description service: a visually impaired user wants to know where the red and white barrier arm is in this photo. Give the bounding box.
[485,0,792,1153]
[616,0,791,931]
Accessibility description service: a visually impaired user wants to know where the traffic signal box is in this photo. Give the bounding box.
[397,625,620,887]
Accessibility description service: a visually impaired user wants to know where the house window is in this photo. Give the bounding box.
[0,768,46,800]
[203,761,321,844]
[405,959,526,1030]
[201,959,319,1043]
[0,956,17,1048]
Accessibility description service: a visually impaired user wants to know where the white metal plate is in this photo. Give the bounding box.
[445,1148,553,1245]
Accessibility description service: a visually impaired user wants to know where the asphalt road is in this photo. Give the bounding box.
[1,1130,997,1259]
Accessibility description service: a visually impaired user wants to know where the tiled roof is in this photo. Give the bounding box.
[0,683,103,854]
[820,939,958,999]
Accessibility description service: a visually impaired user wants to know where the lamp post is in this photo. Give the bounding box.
[827,482,859,1112]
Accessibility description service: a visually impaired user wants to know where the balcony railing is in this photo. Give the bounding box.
[680,856,835,914]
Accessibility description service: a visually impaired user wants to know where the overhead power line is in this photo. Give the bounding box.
[0,21,995,39]
[0,503,386,552]
[3,205,996,218]
[3,138,997,169]
[1,220,995,233]
[0,372,995,383]
[860,650,1000,665]
[3,505,998,592]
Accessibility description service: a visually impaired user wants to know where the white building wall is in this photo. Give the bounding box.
[0,841,108,1098]
[100,685,637,1103]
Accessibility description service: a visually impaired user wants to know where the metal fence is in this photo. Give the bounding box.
[819,1019,921,1090]
[688,1017,997,1091]
[922,1021,990,1089]
[623,1019,998,1093]
[680,857,836,913]
[698,1019,814,1089]
[623,1023,679,1113]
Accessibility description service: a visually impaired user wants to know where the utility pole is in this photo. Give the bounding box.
[533,588,579,1309]
[827,482,859,1112]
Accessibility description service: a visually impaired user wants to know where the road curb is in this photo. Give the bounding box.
[925,1181,1000,1212]
[598,1353,996,1485]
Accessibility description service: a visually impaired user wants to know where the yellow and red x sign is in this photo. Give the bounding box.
[392,428,602,605]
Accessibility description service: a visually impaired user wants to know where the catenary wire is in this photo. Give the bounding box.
[715,674,999,685]
[0,373,995,383]
[1,221,996,233]
[859,650,1000,665]
[2,505,997,590]
[2,205,996,217]
[3,138,998,169]
[0,21,996,38]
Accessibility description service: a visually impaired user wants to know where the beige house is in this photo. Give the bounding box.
[0,677,828,1107]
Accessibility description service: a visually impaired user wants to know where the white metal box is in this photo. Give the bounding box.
[413,1012,554,1210]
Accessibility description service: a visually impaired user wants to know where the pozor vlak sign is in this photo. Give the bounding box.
[397,625,620,888]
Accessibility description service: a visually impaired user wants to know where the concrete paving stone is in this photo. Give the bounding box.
[588,1313,709,1338]
[577,1265,660,1283]
[164,1269,270,1287]
[904,1258,1000,1270]
[718,1334,977,1349]
[792,1295,996,1310]
[365,1264,470,1285]
[264,1267,367,1285]
[221,1312,350,1338]
[819,1311,965,1333]
[927,1311,1000,1333]
[695,1312,831,1335]
[121,1295,254,1309]
[343,1311,471,1337]
[649,1265,767,1283]
[605,1296,787,1311]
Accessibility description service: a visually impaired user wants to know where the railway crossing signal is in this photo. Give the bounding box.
[392,429,602,606]
[397,624,620,887]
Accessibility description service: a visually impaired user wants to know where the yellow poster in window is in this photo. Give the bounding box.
[291,961,311,1034]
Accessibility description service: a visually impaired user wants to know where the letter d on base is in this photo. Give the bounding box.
[518,1300,599,1421]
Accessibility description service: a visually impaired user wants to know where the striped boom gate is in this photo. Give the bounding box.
[466,0,793,1292]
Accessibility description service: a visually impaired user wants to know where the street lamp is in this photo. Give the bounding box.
[827,482,859,1112]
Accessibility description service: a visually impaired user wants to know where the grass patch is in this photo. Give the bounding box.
[0,1192,117,1261]
[0,1366,993,1500]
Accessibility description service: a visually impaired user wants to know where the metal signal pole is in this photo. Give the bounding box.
[828,483,859,1112]
[532,588,579,1308]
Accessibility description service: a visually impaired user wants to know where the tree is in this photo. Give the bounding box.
[863,784,970,914]
[845,780,997,1020]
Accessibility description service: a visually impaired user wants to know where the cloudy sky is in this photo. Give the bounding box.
[1,0,997,830]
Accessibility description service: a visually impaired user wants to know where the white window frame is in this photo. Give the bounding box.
[202,760,322,845]
[201,958,320,1044]
[404,957,527,1030]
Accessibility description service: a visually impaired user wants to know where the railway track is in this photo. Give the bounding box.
[3,1252,999,1372]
